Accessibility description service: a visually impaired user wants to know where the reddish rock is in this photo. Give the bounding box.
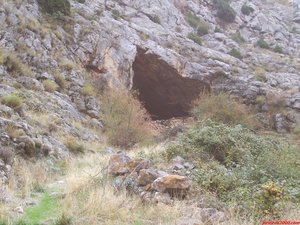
[138,169,160,186]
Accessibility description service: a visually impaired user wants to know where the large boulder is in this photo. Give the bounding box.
[152,174,192,197]
[108,152,150,176]
[138,169,161,186]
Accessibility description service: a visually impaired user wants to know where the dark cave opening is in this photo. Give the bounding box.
[132,47,210,120]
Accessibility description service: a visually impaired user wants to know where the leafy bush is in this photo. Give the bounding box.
[1,93,23,110]
[257,38,270,49]
[231,32,245,44]
[229,48,242,59]
[187,32,202,45]
[185,11,209,36]
[273,45,284,54]
[112,9,122,20]
[241,4,254,15]
[0,49,32,77]
[37,0,71,15]
[214,0,236,23]
[100,89,152,149]
[80,83,95,96]
[54,73,67,90]
[165,120,300,217]
[191,92,257,128]
[148,15,161,24]
[43,79,58,93]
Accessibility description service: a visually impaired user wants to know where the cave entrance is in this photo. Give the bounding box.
[132,47,210,120]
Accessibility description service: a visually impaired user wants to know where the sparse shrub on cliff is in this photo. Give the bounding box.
[112,9,122,20]
[148,15,161,24]
[187,32,202,45]
[185,11,209,36]
[101,89,152,148]
[257,38,270,49]
[191,92,257,128]
[0,49,32,77]
[229,48,242,59]
[65,138,85,154]
[43,79,58,93]
[37,0,71,15]
[54,73,67,90]
[241,4,254,15]
[273,45,284,54]
[213,0,236,23]
[81,83,95,96]
[1,93,23,110]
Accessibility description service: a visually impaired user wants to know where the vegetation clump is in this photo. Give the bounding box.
[213,0,236,23]
[43,80,59,93]
[229,48,242,59]
[257,38,270,49]
[187,32,202,45]
[185,12,209,36]
[1,93,23,110]
[191,92,256,128]
[148,15,161,24]
[241,4,254,15]
[165,120,300,218]
[101,89,152,149]
[37,0,71,15]
[80,83,95,96]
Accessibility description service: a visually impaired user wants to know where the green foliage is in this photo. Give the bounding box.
[80,83,95,96]
[43,80,59,93]
[214,27,222,33]
[273,45,284,54]
[0,49,32,77]
[112,9,122,20]
[37,0,71,15]
[241,4,254,15]
[22,193,59,224]
[185,11,209,36]
[100,89,151,149]
[231,32,245,44]
[148,15,161,24]
[191,93,257,128]
[229,48,242,59]
[187,32,202,45]
[213,0,236,23]
[257,38,270,49]
[165,120,300,217]
[77,0,85,3]
[1,93,23,110]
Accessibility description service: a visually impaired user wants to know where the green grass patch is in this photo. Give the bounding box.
[22,193,59,224]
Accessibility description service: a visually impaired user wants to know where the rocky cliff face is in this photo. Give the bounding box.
[0,0,300,169]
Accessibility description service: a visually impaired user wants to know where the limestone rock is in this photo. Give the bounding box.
[152,174,192,197]
[108,152,131,176]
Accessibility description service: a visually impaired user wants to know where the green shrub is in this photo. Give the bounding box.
[229,48,242,59]
[77,0,85,3]
[112,9,121,20]
[100,89,152,149]
[43,79,58,93]
[1,93,23,109]
[257,38,270,49]
[37,0,71,15]
[80,83,95,96]
[241,4,254,15]
[165,120,300,217]
[187,32,202,45]
[273,45,284,54]
[214,0,236,23]
[148,15,161,24]
[0,49,32,77]
[185,11,209,36]
[191,92,257,128]
[214,27,222,33]
[54,73,67,90]
[231,32,245,44]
